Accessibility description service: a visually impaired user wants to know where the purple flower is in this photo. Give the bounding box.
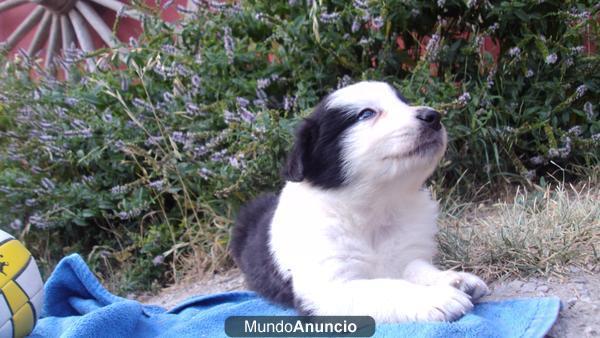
[209,0,227,10]
[65,97,79,106]
[211,149,228,162]
[111,185,129,195]
[29,214,49,229]
[223,27,235,64]
[545,53,558,64]
[508,47,521,59]
[132,98,153,111]
[198,167,213,179]
[15,177,28,185]
[148,179,165,190]
[64,129,92,138]
[523,170,536,181]
[119,76,129,91]
[571,46,585,55]
[584,102,594,121]
[575,84,587,99]
[256,89,268,102]
[257,78,271,89]
[116,208,141,220]
[186,103,204,116]
[32,89,42,100]
[351,19,361,33]
[191,75,202,88]
[425,34,441,62]
[71,119,87,129]
[283,95,297,112]
[228,156,240,168]
[102,113,113,123]
[568,126,583,136]
[486,67,496,88]
[152,255,165,266]
[565,58,574,67]
[223,110,238,125]
[175,64,191,77]
[526,69,534,78]
[171,131,188,144]
[236,97,250,107]
[353,0,367,10]
[145,136,163,146]
[371,16,384,30]
[320,12,341,24]
[239,107,256,123]
[9,219,22,230]
[163,92,175,103]
[457,92,471,105]
[529,155,545,165]
[41,178,55,190]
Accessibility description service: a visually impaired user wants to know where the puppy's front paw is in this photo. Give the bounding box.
[437,271,490,301]
[411,285,473,322]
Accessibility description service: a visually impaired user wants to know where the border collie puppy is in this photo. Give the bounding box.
[230,81,489,322]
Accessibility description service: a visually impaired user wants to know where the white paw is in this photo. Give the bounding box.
[437,271,490,301]
[410,285,474,322]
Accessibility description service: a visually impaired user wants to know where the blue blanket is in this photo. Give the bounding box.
[29,254,560,338]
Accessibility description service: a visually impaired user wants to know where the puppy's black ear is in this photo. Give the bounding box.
[282,118,319,182]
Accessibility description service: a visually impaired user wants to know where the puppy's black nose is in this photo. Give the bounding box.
[416,109,442,131]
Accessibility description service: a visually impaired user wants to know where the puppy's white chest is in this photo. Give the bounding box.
[362,223,416,277]
[271,182,439,282]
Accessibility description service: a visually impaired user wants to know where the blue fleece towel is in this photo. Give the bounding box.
[29,254,560,338]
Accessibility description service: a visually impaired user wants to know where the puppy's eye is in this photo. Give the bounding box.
[357,109,377,121]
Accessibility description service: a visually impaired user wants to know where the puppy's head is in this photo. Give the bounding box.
[283,81,447,189]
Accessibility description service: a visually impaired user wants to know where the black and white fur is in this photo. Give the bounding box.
[230,81,489,322]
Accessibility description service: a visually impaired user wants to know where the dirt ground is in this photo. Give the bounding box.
[139,267,600,337]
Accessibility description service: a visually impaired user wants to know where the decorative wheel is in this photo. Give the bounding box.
[0,0,141,71]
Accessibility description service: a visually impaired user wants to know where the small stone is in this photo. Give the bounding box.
[572,277,587,284]
[567,297,577,307]
[584,326,598,336]
[521,282,537,292]
[536,285,549,292]
[507,280,524,288]
[492,285,506,294]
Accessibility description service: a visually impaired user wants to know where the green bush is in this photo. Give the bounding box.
[0,0,598,291]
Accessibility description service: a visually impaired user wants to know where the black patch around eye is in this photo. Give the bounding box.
[282,97,358,189]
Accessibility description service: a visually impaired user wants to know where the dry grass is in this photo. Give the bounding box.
[161,165,600,293]
[438,180,599,281]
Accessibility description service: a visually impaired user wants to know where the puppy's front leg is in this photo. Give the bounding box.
[403,259,490,300]
[295,278,473,323]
